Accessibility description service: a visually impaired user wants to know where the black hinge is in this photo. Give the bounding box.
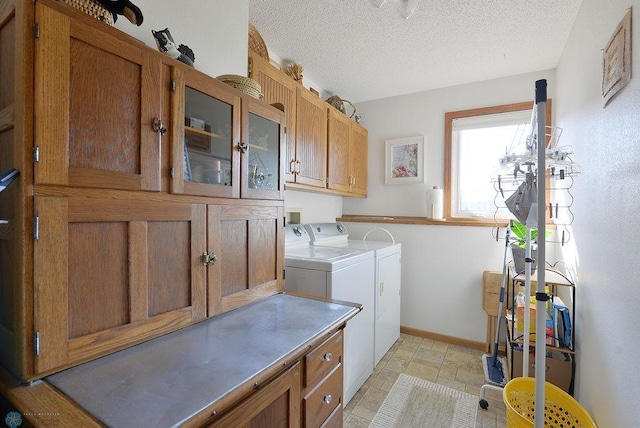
[283,269,285,280]
[34,332,40,356]
[284,126,287,134]
[33,216,40,241]
[34,23,40,39]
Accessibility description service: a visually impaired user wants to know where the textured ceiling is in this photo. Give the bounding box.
[249,0,582,103]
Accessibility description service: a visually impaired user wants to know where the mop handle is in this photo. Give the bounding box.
[492,225,511,359]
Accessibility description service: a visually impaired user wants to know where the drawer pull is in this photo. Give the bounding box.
[323,352,333,361]
[323,394,332,404]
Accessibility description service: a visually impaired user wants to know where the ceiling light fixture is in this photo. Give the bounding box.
[369,0,417,19]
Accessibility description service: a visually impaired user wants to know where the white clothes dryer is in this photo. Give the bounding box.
[305,223,401,365]
[284,224,375,405]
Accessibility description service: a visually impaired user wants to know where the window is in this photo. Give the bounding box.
[444,101,552,222]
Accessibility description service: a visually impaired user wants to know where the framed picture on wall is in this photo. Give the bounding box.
[602,8,632,107]
[385,136,424,185]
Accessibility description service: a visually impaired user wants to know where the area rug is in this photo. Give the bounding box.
[369,374,478,428]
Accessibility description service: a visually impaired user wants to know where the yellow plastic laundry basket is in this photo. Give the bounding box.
[503,378,597,427]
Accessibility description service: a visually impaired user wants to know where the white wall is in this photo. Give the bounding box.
[114,0,249,79]
[284,190,343,224]
[555,1,640,425]
[342,70,556,344]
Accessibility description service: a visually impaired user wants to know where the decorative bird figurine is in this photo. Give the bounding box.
[152,28,196,68]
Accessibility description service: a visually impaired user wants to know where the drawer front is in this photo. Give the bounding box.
[305,330,343,388]
[320,404,343,428]
[304,365,342,428]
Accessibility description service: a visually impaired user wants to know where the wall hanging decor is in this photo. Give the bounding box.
[602,8,632,107]
[385,136,424,184]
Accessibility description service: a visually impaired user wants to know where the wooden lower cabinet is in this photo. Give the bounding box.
[210,363,302,428]
[303,330,344,427]
[203,330,344,428]
[34,196,207,375]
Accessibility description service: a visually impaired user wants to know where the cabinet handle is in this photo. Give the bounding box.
[289,159,296,174]
[295,160,301,174]
[237,142,248,154]
[323,352,332,361]
[203,251,217,267]
[152,117,167,135]
[323,395,332,404]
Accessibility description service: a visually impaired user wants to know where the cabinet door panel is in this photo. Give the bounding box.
[34,196,206,374]
[249,53,296,183]
[68,221,129,338]
[171,67,242,199]
[211,363,301,428]
[241,98,285,200]
[34,3,162,191]
[327,109,351,192]
[350,123,368,196]
[208,204,284,316]
[295,88,327,188]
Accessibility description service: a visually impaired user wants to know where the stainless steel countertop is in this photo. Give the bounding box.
[46,293,357,427]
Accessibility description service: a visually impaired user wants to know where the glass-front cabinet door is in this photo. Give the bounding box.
[241,98,285,200]
[171,67,241,198]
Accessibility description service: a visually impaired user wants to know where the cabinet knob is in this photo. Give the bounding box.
[323,352,332,361]
[237,142,248,154]
[152,117,167,135]
[323,394,332,404]
[203,251,217,267]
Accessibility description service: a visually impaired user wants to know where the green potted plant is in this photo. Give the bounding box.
[509,220,550,273]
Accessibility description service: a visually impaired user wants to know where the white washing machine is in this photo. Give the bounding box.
[284,224,375,405]
[305,223,401,365]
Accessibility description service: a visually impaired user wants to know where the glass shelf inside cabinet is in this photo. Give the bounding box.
[184,87,232,186]
[247,112,279,190]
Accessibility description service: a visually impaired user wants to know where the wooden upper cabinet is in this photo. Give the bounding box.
[207,204,284,317]
[172,66,285,200]
[34,2,163,191]
[248,52,296,183]
[350,122,368,197]
[33,196,207,375]
[328,108,368,197]
[295,87,328,188]
[241,97,286,200]
[171,67,242,199]
[327,108,352,193]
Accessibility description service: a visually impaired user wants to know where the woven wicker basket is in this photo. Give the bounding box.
[60,0,115,26]
[248,24,269,62]
[216,75,262,99]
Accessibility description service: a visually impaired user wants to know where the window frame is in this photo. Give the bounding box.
[444,100,552,223]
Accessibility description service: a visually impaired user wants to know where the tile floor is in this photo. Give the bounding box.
[343,333,507,427]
